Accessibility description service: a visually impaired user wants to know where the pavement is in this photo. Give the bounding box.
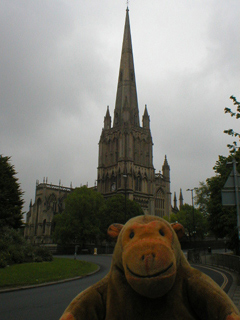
[183,249,240,311]
[205,249,240,311]
[228,272,240,310]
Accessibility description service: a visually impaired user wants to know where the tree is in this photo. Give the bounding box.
[53,186,104,246]
[194,181,210,216]
[0,155,24,230]
[204,96,240,250]
[98,195,144,241]
[170,204,208,240]
[224,95,240,154]
[206,150,240,250]
[191,96,240,252]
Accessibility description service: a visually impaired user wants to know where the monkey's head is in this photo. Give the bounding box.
[108,215,184,299]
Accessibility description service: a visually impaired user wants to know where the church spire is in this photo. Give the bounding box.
[179,188,184,210]
[142,104,150,129]
[173,192,177,210]
[113,8,139,127]
[104,105,111,129]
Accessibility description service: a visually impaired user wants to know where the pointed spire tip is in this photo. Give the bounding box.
[126,0,129,11]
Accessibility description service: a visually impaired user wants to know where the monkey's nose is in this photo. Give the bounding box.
[141,253,156,261]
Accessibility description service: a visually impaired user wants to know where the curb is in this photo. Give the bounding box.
[227,271,239,300]
[191,262,239,309]
[0,265,100,294]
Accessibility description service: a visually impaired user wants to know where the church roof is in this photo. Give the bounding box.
[113,8,139,127]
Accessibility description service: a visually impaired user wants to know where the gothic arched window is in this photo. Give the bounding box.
[135,173,142,192]
[48,194,57,213]
[155,188,165,217]
[35,198,41,235]
[43,219,46,234]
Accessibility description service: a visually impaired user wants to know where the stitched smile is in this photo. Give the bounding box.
[127,262,173,278]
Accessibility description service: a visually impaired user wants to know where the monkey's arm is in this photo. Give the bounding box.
[187,267,239,320]
[59,276,108,320]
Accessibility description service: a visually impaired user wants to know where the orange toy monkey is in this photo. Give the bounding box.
[60,215,240,320]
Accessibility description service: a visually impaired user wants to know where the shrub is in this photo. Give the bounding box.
[34,256,43,263]
[34,246,53,262]
[0,227,53,268]
[0,228,26,266]
[23,244,35,263]
[8,245,25,264]
[0,252,8,268]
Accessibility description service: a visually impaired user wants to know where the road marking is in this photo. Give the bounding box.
[192,264,228,290]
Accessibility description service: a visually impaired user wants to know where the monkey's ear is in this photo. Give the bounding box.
[171,223,185,240]
[107,223,124,239]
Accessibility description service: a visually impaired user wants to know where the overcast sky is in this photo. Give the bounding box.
[1,0,239,217]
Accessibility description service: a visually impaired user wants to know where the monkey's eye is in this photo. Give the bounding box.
[129,231,135,239]
[159,229,165,236]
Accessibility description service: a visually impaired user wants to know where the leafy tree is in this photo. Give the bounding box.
[98,195,144,241]
[205,95,240,251]
[0,155,24,230]
[206,150,240,250]
[0,227,52,268]
[194,181,210,216]
[53,186,104,246]
[191,96,240,252]
[170,204,208,240]
[224,95,240,154]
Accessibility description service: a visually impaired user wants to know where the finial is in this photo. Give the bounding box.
[126,0,129,10]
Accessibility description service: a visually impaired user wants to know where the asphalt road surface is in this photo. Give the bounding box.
[192,264,233,293]
[0,255,112,320]
[0,255,234,320]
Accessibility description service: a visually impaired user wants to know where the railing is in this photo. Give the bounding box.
[188,249,240,274]
[36,183,73,192]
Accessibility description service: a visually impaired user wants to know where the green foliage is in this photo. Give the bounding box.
[98,195,144,241]
[206,150,240,248]
[33,247,53,262]
[53,186,104,245]
[194,181,210,216]
[0,227,53,267]
[162,216,170,222]
[224,95,240,154]
[0,227,24,267]
[0,252,8,268]
[0,155,24,230]
[170,204,208,240]
[194,96,240,252]
[0,227,25,257]
[53,188,144,244]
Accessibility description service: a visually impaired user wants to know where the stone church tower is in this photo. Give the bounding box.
[24,8,173,245]
[97,8,171,217]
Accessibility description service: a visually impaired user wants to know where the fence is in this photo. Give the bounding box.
[188,249,240,274]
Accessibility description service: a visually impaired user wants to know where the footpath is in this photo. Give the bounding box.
[184,249,240,310]
[228,273,240,310]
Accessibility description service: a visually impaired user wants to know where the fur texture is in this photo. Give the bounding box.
[60,215,239,320]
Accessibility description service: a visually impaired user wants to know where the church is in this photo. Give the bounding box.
[97,8,171,216]
[24,8,183,244]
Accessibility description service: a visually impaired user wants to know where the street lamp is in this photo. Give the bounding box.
[186,188,196,241]
[123,174,127,222]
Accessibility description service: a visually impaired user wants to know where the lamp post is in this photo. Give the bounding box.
[123,174,127,222]
[186,188,196,242]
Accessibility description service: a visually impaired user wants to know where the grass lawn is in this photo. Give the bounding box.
[0,257,99,289]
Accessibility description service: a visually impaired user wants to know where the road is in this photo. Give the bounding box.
[192,264,233,293]
[0,255,112,320]
[0,255,234,320]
